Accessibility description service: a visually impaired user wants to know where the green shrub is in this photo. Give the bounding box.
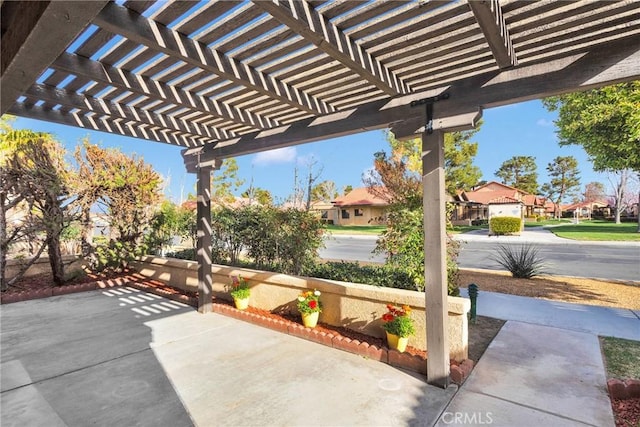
[492,244,545,278]
[489,216,522,235]
[165,248,195,260]
[302,261,415,290]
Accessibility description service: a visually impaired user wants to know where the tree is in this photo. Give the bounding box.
[74,140,162,270]
[1,129,72,287]
[310,180,338,202]
[495,156,539,194]
[541,156,581,218]
[607,170,633,223]
[381,129,483,195]
[362,150,421,209]
[212,158,245,204]
[242,186,273,206]
[583,181,606,202]
[342,185,353,195]
[543,82,640,227]
[363,133,461,295]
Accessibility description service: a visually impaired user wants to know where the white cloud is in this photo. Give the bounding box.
[536,118,553,127]
[252,147,297,165]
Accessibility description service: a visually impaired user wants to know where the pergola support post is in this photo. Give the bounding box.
[196,164,213,313]
[422,130,450,388]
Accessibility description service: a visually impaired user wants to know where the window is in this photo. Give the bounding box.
[354,208,364,217]
[341,209,350,219]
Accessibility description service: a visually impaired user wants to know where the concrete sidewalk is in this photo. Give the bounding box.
[1,288,455,427]
[460,287,640,340]
[453,226,640,246]
[436,322,615,427]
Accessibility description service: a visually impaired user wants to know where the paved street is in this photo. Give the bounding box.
[319,231,640,282]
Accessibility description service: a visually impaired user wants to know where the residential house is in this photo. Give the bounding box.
[331,187,389,226]
[562,200,611,219]
[309,201,338,224]
[450,181,550,225]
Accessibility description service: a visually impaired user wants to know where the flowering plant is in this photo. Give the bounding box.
[381,303,415,337]
[229,275,250,300]
[297,289,322,314]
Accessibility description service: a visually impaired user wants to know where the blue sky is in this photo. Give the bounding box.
[11,99,604,204]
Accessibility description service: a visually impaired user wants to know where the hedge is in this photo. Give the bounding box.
[489,216,522,235]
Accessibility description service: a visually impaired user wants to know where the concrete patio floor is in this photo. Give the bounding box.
[1,287,456,426]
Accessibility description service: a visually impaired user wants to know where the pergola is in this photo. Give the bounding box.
[2,0,639,388]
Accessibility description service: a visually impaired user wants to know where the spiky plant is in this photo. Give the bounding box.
[492,244,546,279]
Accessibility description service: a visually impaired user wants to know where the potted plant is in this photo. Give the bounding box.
[229,275,250,310]
[297,289,322,328]
[381,303,415,353]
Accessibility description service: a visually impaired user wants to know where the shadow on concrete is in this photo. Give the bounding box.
[1,287,194,426]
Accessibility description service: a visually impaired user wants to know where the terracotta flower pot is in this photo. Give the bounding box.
[301,311,319,328]
[386,331,409,353]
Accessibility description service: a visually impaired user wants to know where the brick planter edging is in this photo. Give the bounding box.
[210,301,475,384]
[0,275,138,304]
[1,277,474,384]
[607,379,640,400]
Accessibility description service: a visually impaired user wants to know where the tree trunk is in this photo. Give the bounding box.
[80,206,93,258]
[0,195,7,292]
[47,232,65,285]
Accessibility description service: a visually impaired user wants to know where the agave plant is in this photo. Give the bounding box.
[492,244,546,279]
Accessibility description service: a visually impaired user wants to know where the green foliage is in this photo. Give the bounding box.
[489,217,522,235]
[310,180,338,202]
[375,207,460,295]
[302,261,415,290]
[541,156,581,217]
[495,156,539,194]
[381,304,415,337]
[384,128,484,195]
[492,244,545,278]
[145,200,180,254]
[297,289,322,314]
[241,186,273,206]
[212,158,245,204]
[543,82,640,173]
[209,205,325,275]
[228,275,250,300]
[165,248,195,260]
[93,240,147,272]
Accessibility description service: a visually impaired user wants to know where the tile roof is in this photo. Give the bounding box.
[332,187,389,207]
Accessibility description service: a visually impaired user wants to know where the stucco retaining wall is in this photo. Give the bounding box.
[130,256,470,361]
[5,255,85,279]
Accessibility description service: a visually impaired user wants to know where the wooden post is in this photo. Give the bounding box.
[196,165,213,313]
[422,130,450,388]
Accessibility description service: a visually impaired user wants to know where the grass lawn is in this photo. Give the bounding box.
[601,337,640,380]
[545,220,640,241]
[524,219,572,227]
[447,225,487,234]
[323,224,386,235]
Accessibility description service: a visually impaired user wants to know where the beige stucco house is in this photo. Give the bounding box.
[331,187,389,226]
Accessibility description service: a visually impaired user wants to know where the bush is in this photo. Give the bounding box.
[489,216,522,235]
[471,219,488,226]
[492,244,545,278]
[302,261,415,290]
[165,248,195,260]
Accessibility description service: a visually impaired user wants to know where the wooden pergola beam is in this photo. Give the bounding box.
[253,0,409,96]
[93,2,334,116]
[9,102,204,147]
[468,0,517,69]
[189,36,639,161]
[390,109,483,140]
[0,1,108,114]
[52,53,275,132]
[26,84,220,143]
